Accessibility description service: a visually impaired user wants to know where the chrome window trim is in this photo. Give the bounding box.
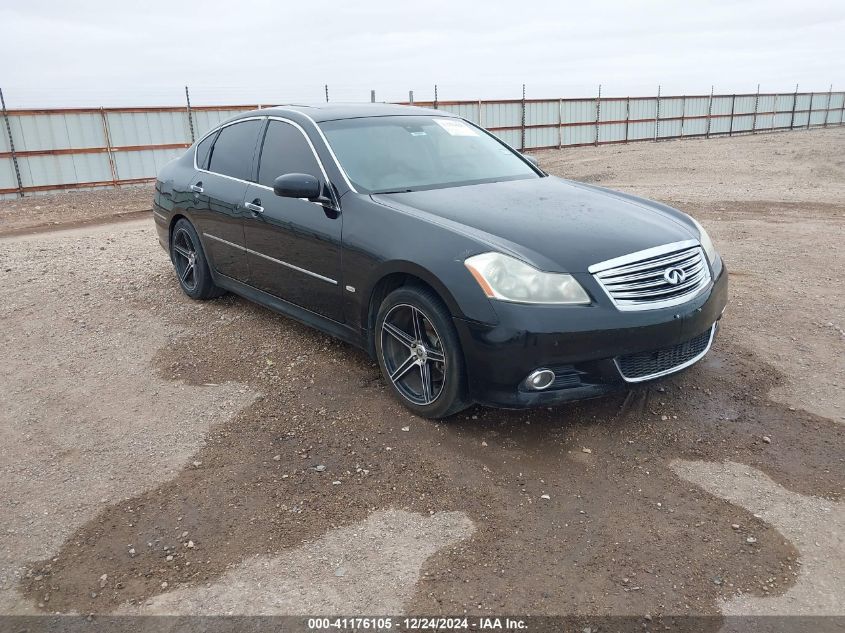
[193,115,267,176]
[295,110,359,193]
[193,115,340,209]
[614,324,716,383]
[202,232,338,286]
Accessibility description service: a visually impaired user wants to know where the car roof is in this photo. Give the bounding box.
[235,102,459,123]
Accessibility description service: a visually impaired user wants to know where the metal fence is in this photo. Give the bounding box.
[2,88,844,199]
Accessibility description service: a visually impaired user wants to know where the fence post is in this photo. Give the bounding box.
[370,90,376,103]
[557,97,562,149]
[624,96,630,143]
[0,87,24,198]
[409,90,414,105]
[839,92,845,125]
[324,85,329,103]
[705,86,713,139]
[521,84,526,151]
[99,107,118,187]
[807,92,813,129]
[680,94,686,137]
[789,84,798,130]
[771,92,778,132]
[752,83,760,133]
[728,94,736,136]
[654,85,661,141]
[824,84,832,127]
[594,84,601,147]
[184,86,195,144]
[434,84,439,110]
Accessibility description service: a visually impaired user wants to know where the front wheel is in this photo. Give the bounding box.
[375,286,470,419]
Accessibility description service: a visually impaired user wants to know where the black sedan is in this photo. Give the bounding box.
[153,103,727,418]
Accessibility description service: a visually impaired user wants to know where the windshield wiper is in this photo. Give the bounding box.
[373,188,415,194]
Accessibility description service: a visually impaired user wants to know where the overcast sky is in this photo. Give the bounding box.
[2,0,843,107]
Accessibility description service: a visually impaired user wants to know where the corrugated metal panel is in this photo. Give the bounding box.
[629,98,657,120]
[795,94,812,110]
[683,117,708,136]
[731,96,753,114]
[599,100,626,122]
[482,103,521,129]
[16,153,112,188]
[756,113,774,130]
[627,120,655,141]
[561,123,594,146]
[659,98,684,119]
[525,126,558,149]
[773,113,793,128]
[598,122,625,143]
[106,111,188,146]
[775,94,795,112]
[708,116,731,135]
[684,97,710,117]
[10,113,105,151]
[658,119,682,138]
[732,114,755,132]
[525,101,558,126]
[562,100,595,124]
[710,96,734,116]
[114,148,185,179]
[1,157,15,189]
[442,102,480,123]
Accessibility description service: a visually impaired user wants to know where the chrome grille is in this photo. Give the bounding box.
[589,240,711,311]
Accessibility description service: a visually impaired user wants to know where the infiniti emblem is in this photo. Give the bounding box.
[663,266,687,285]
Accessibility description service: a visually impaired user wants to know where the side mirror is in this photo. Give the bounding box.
[522,153,539,168]
[273,173,321,200]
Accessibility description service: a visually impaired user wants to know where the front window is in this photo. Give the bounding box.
[319,115,539,194]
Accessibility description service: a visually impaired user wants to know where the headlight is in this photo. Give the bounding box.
[690,217,718,264]
[464,252,590,305]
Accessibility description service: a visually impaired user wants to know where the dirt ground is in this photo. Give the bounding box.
[1,128,843,624]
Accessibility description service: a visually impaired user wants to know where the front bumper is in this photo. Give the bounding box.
[453,263,728,408]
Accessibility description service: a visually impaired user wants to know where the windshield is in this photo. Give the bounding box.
[319,115,540,194]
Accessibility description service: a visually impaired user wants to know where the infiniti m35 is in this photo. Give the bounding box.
[153,103,727,418]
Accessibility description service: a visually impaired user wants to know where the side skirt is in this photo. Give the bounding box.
[210,270,366,351]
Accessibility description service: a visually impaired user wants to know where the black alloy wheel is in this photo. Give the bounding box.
[375,286,469,418]
[170,218,224,300]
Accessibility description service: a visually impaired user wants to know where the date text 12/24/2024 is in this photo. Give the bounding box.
[307,617,528,630]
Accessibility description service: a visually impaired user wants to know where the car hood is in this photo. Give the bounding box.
[372,176,698,273]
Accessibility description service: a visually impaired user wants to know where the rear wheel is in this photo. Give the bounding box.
[375,285,469,419]
[170,218,224,300]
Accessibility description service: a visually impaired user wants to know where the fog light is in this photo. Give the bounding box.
[525,368,555,391]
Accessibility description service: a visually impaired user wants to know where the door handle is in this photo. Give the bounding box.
[244,200,264,214]
[190,184,204,193]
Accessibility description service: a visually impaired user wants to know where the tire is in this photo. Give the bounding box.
[170,218,225,300]
[375,285,470,419]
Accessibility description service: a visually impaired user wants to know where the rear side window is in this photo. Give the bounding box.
[195,132,217,170]
[257,120,322,188]
[207,119,262,180]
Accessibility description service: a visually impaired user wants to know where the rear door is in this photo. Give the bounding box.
[242,118,343,321]
[191,118,264,282]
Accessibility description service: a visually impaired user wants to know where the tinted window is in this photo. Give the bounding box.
[207,120,262,180]
[257,120,322,188]
[195,132,217,170]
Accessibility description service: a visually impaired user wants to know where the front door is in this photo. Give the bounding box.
[242,119,343,321]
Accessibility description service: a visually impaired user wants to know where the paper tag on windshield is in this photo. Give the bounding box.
[434,118,478,136]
